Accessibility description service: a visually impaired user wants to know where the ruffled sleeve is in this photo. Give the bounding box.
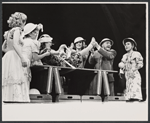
[132,51,143,69]
[8,27,22,40]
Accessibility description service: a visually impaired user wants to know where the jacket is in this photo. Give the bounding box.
[89,47,117,82]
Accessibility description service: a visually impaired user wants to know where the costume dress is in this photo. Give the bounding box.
[120,51,143,100]
[2,27,30,102]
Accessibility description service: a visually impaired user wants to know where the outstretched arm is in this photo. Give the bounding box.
[32,51,50,61]
[50,49,59,55]
[79,37,96,56]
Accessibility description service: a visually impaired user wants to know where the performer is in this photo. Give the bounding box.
[22,23,52,66]
[21,23,51,91]
[39,34,68,66]
[66,37,96,68]
[118,38,143,101]
[39,36,97,68]
[72,37,88,68]
[2,12,30,102]
[89,38,117,96]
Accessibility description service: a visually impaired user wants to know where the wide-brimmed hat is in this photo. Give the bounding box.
[39,34,53,44]
[23,23,38,36]
[122,37,137,48]
[99,38,114,46]
[74,37,86,44]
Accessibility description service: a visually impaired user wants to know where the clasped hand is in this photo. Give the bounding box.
[37,23,43,32]
[90,37,100,49]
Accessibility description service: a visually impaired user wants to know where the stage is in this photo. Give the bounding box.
[2,101,148,121]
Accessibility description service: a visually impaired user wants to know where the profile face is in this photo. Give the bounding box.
[102,41,112,51]
[124,42,134,52]
[75,41,83,49]
[29,29,39,40]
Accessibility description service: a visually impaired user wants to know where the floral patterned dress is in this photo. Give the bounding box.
[120,51,143,100]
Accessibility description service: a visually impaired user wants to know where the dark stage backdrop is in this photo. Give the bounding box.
[2,3,147,100]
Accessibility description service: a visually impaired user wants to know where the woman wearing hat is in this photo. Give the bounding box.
[22,23,51,67]
[21,23,51,93]
[89,38,117,96]
[118,38,143,101]
[68,37,96,68]
[39,34,68,66]
[2,12,30,102]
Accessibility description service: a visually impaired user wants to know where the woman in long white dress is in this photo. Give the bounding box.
[118,38,143,101]
[2,12,30,102]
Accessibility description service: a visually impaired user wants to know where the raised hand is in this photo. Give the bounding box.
[58,44,67,51]
[69,43,74,49]
[37,23,43,32]
[90,37,96,47]
[90,37,99,48]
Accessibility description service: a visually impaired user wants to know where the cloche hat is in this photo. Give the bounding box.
[39,34,53,44]
[23,23,38,36]
[74,37,86,44]
[123,37,137,47]
[99,38,114,46]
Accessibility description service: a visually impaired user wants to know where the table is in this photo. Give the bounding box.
[30,65,117,96]
[30,65,53,94]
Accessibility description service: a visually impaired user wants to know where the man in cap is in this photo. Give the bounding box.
[89,38,117,96]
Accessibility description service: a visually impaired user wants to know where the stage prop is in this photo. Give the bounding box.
[30,65,53,94]
[53,67,100,95]
[56,95,81,102]
[104,96,126,101]
[30,65,118,102]
[81,95,102,102]
[29,94,52,103]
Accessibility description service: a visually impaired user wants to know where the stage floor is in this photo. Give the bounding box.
[2,101,148,121]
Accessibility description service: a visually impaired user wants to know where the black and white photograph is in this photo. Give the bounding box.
[2,1,148,121]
